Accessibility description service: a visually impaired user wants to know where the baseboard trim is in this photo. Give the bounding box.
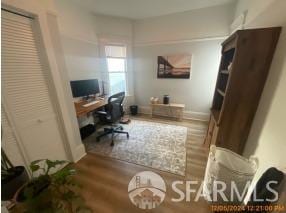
[138,106,210,122]
[73,144,86,162]
[183,111,210,121]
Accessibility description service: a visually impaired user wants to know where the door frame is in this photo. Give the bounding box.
[1,1,85,163]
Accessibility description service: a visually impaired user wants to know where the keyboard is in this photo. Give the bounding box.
[83,100,100,107]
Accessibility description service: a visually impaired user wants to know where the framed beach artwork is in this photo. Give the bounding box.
[157,54,192,79]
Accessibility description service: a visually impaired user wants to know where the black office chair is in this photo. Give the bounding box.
[96,92,129,146]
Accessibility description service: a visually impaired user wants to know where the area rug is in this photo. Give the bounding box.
[84,120,188,176]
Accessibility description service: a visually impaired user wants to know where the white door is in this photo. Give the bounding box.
[1,107,27,167]
[2,10,68,163]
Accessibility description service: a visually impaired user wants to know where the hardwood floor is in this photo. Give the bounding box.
[74,115,211,213]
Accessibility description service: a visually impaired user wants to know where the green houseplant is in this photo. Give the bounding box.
[1,148,29,201]
[15,159,90,212]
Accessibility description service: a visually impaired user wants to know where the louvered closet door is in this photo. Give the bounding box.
[1,107,26,166]
[2,10,68,162]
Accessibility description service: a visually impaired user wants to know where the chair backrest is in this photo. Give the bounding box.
[108,92,125,122]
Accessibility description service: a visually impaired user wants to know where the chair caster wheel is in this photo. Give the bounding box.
[127,133,129,139]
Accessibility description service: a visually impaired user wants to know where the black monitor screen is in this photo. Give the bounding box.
[70,79,100,97]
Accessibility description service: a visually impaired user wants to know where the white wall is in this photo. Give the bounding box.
[133,4,234,120]
[134,3,234,45]
[46,13,85,157]
[54,1,135,85]
[133,40,222,119]
[55,0,97,42]
[54,2,234,121]
[93,14,134,100]
[54,0,101,81]
[54,1,135,126]
[94,14,133,38]
[55,1,134,82]
[234,0,277,25]
[60,37,101,81]
[53,0,100,129]
[233,0,286,199]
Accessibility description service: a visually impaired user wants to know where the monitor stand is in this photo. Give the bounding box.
[82,94,97,102]
[82,95,90,101]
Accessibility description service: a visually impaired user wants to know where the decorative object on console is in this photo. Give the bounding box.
[163,95,170,104]
[157,54,191,79]
[150,97,159,104]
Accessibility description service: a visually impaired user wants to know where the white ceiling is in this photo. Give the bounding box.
[75,0,237,19]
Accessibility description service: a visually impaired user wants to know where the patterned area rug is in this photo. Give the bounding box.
[84,120,187,176]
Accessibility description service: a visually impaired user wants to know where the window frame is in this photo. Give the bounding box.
[105,44,128,95]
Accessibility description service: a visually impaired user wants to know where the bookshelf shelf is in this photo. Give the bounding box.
[220,70,230,74]
[211,109,220,123]
[217,89,225,97]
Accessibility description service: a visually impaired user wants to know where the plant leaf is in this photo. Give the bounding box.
[31,159,46,165]
[30,164,40,172]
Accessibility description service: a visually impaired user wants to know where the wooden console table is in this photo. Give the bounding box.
[150,103,185,121]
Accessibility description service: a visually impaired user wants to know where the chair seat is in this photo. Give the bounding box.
[96,110,112,122]
[95,92,128,146]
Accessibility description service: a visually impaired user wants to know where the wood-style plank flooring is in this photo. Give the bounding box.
[74,115,211,213]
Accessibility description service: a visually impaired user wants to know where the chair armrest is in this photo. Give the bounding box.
[95,111,108,116]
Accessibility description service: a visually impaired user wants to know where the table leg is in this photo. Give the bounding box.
[179,109,183,121]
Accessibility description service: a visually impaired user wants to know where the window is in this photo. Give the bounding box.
[105,45,127,95]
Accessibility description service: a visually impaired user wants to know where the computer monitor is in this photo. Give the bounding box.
[70,79,100,98]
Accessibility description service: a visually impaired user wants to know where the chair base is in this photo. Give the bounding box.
[96,125,129,146]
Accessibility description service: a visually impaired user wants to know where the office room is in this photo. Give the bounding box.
[1,0,286,212]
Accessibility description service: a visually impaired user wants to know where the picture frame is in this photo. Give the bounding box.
[157,54,191,79]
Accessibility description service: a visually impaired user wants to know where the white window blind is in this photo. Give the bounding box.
[105,45,126,58]
[105,45,127,95]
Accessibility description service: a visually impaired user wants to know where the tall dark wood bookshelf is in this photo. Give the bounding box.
[204,27,281,155]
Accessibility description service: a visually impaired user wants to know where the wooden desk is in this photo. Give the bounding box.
[150,103,185,121]
[74,98,107,117]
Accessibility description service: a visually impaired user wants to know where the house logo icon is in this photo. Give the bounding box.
[128,171,166,210]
